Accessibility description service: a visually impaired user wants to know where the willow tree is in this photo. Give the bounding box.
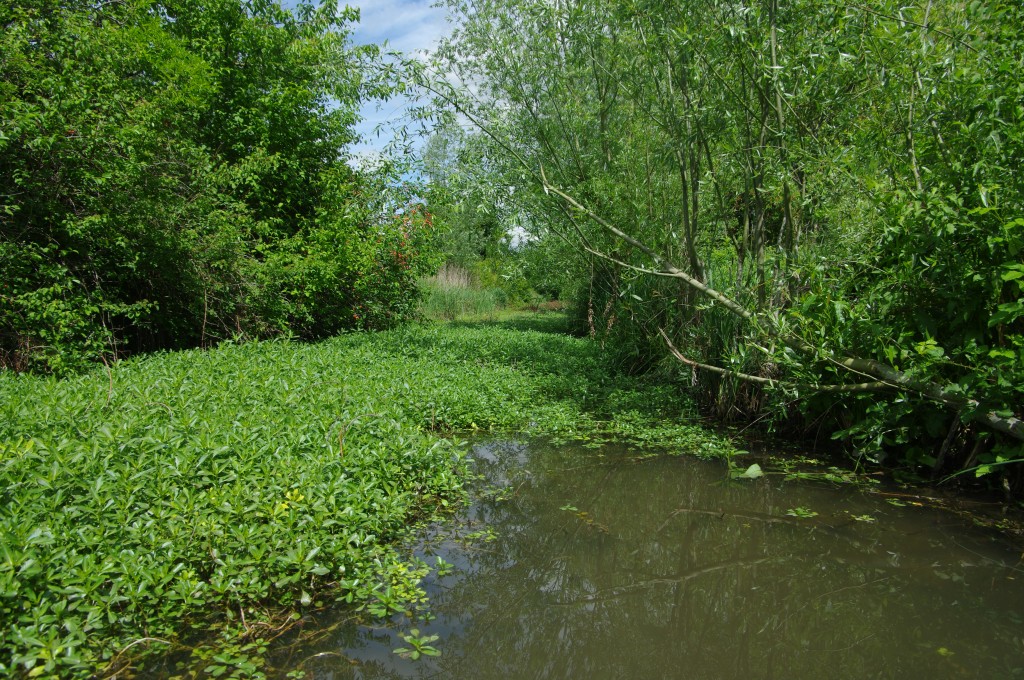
[418,0,1024,474]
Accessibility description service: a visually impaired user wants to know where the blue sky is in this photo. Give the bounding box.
[344,0,453,159]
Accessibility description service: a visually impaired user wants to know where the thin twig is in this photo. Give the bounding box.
[100,637,172,678]
[100,354,114,409]
[848,3,978,53]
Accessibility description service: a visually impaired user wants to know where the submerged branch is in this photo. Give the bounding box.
[550,556,783,606]
[654,506,841,536]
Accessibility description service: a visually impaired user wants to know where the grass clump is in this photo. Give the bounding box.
[0,314,734,677]
[418,263,502,321]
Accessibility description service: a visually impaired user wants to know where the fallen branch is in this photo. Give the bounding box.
[550,556,785,605]
[539,179,1024,442]
[832,356,1024,441]
[658,328,889,394]
[653,506,841,536]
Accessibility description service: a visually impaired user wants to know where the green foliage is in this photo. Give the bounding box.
[393,628,441,660]
[517,235,578,301]
[419,281,501,321]
[0,0,427,374]
[0,343,466,676]
[772,0,1024,473]
[0,319,735,676]
[433,557,454,577]
[733,464,765,480]
[425,0,1024,476]
[419,124,549,308]
[421,127,514,268]
[417,264,503,321]
[785,507,819,519]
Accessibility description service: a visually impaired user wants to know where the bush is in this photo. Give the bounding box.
[0,0,429,374]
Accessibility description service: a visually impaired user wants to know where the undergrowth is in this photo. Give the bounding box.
[418,280,502,320]
[417,263,502,321]
[0,313,734,677]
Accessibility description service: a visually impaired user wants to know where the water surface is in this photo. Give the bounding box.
[292,439,1024,679]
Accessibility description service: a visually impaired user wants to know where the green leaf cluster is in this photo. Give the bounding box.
[0,0,427,374]
[427,0,1024,473]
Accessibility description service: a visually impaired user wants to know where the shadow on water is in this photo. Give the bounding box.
[286,439,1024,679]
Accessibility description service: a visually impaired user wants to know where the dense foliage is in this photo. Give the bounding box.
[420,0,1024,479]
[0,0,428,374]
[419,125,547,307]
[0,316,731,677]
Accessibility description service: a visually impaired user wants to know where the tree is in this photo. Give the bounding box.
[416,0,1024,474]
[1,0,428,372]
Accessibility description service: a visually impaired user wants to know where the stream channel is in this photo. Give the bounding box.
[287,438,1024,679]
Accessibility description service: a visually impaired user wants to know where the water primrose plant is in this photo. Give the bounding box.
[0,316,736,677]
[393,628,441,660]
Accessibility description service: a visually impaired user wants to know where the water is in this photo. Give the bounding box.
[288,439,1024,679]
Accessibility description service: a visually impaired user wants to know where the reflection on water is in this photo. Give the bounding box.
[292,439,1024,679]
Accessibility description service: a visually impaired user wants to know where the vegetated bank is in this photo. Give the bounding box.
[416,0,1024,485]
[0,313,733,678]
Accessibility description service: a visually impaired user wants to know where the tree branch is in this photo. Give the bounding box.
[658,328,889,394]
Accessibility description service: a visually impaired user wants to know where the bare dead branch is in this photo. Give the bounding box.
[658,328,889,393]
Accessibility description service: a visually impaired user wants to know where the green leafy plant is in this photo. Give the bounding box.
[419,0,1024,481]
[0,318,740,676]
[393,629,441,660]
[733,464,765,480]
[434,557,454,577]
[0,0,427,374]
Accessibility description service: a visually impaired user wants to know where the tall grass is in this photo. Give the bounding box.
[419,263,501,320]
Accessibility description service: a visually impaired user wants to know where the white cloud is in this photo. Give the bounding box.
[348,0,450,53]
[344,0,454,154]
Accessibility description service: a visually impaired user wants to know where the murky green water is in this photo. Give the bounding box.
[290,439,1024,679]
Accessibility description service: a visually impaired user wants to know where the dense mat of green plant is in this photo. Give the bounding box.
[0,317,731,677]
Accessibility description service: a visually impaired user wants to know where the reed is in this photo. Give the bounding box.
[419,264,502,320]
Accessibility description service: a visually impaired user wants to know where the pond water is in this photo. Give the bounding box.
[288,439,1024,679]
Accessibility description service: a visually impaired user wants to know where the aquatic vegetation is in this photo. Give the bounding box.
[0,344,466,676]
[434,557,454,577]
[733,463,765,480]
[766,452,883,488]
[393,628,441,660]
[0,319,736,676]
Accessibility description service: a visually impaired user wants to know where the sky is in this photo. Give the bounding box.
[344,0,454,159]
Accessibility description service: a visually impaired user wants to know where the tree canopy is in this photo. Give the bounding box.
[1,0,430,373]
[416,0,1024,476]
